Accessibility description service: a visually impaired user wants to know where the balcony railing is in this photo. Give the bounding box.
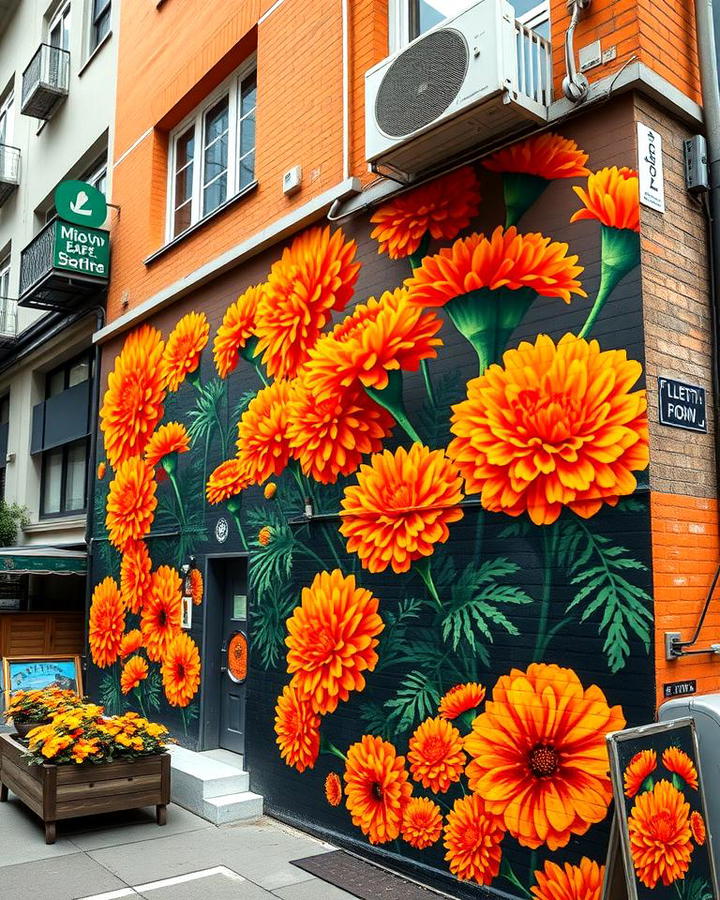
[21,44,70,120]
[0,144,20,207]
[0,298,18,346]
[513,21,552,109]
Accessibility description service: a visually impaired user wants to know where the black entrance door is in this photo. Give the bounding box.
[219,561,248,755]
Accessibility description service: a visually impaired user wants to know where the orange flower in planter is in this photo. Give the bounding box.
[161,311,209,391]
[443,794,505,885]
[141,566,182,663]
[274,684,320,773]
[236,380,294,485]
[161,632,201,707]
[624,749,657,798]
[344,735,412,844]
[530,857,604,900]
[662,746,698,789]
[89,577,125,668]
[628,780,692,888]
[106,457,157,551]
[401,797,443,849]
[213,284,263,378]
[120,540,152,614]
[407,717,465,793]
[71,737,102,764]
[438,683,486,720]
[144,422,190,469]
[121,656,149,694]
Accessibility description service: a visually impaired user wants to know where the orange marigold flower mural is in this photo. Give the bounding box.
[624,749,657,798]
[443,794,505,885]
[447,333,649,526]
[530,857,604,900]
[120,656,149,694]
[264,482,277,500]
[213,284,263,378]
[100,324,166,468]
[401,797,443,849]
[340,444,464,574]
[255,226,361,379]
[369,166,482,260]
[89,577,125,668]
[141,565,182,663]
[144,422,190,469]
[464,662,625,850]
[286,569,383,715]
[274,684,321,773]
[628,779,692,888]
[438,682,486,720]
[344,734,412,844]
[236,380,293,485]
[206,458,250,505]
[485,133,590,179]
[120,540,152,614]
[189,568,203,606]
[97,461,106,479]
[325,772,343,807]
[691,810,706,845]
[106,457,158,551]
[119,629,144,658]
[662,746,699,789]
[571,166,640,232]
[287,378,394,484]
[258,526,272,546]
[161,632,201,707]
[407,717,465,793]
[161,311,209,391]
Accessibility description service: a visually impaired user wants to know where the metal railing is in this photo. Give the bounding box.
[0,299,18,341]
[513,21,552,107]
[0,145,20,185]
[21,44,70,118]
[19,220,55,298]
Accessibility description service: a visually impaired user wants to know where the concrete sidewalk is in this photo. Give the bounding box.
[0,790,355,900]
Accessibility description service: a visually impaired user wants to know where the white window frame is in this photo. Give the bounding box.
[166,56,257,243]
[48,2,72,51]
[517,2,550,34]
[0,91,14,148]
[85,158,107,194]
[90,0,111,52]
[0,257,10,299]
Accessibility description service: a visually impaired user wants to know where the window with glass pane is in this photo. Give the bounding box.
[49,4,71,51]
[0,395,9,424]
[0,260,9,299]
[42,448,63,515]
[174,126,195,237]
[0,93,13,148]
[41,438,88,516]
[203,96,229,217]
[64,441,86,511]
[238,72,256,190]
[91,0,111,50]
[410,0,472,39]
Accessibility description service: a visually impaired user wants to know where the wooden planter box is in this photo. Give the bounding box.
[0,733,170,844]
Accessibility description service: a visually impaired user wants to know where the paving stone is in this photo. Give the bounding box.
[66,803,212,851]
[0,852,128,900]
[0,792,81,865]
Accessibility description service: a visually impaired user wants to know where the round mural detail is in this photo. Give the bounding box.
[215,517,229,543]
[227,632,248,683]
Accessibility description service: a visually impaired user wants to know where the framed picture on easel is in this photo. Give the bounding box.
[1,655,83,705]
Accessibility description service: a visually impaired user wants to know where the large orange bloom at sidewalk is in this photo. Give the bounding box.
[530,857,604,900]
[161,632,201,707]
[100,324,166,467]
[344,735,412,844]
[106,457,158,551]
[571,166,640,232]
[340,444,464,574]
[407,717,465,793]
[465,663,625,850]
[438,682,486,720]
[628,779,692,888]
[89,577,125,668]
[401,797,443,849]
[662,746,698,789]
[206,459,250,505]
[624,749,657,798]
[274,684,321,773]
[236,380,293,485]
[255,226,361,379]
[370,166,482,260]
[141,566,183,662]
[285,569,383,715]
[120,540,152,614]
[485,133,590,179]
[443,794,505,885]
[213,284,263,378]
[144,422,190,469]
[161,311,209,391]
[448,333,649,525]
[287,379,394,484]
[121,656,148,694]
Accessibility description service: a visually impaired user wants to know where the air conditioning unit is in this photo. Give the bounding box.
[365,0,552,181]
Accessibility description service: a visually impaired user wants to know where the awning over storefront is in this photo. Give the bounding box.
[0,547,86,576]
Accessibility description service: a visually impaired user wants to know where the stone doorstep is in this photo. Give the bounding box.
[167,745,263,826]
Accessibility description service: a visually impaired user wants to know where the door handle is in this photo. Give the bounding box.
[220,640,228,673]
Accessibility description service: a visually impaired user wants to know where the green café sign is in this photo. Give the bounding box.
[52,220,110,280]
[54,180,107,228]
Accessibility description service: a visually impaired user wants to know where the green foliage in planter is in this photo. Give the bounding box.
[0,501,29,547]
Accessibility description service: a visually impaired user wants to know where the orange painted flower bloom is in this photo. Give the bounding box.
[206,458,250,504]
[161,632,201,707]
[106,457,158,551]
[571,166,640,232]
[121,656,149,694]
[120,541,152,614]
[624,749,657,798]
[325,772,343,807]
[370,166,482,260]
[274,684,320,773]
[236,380,294,485]
[530,857,604,900]
[258,526,272,546]
[100,324,166,467]
[438,683,486,720]
[691,810,706,845]
[485,133,590,179]
[141,566,182,662]
[628,779,692,888]
[161,311,209,391]
[97,461,106,479]
[448,333,649,525]
[89,577,125,668]
[303,289,443,401]
[189,568,203,606]
[340,444,464,574]
[286,569,384,715]
[344,735,412,844]
[213,284,263,378]
[662,746,698,789]
[407,717,465,793]
[144,422,190,468]
[405,226,586,308]
[401,797,443,849]
[255,226,361,379]
[120,629,144,658]
[287,378,394,484]
[464,663,625,850]
[264,482,277,500]
[443,794,505,885]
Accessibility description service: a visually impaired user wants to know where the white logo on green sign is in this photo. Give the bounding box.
[54,180,107,228]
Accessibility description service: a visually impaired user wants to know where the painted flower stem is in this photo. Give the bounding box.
[133,687,148,720]
[254,363,269,387]
[578,226,640,338]
[415,557,442,608]
[420,359,436,407]
[502,172,549,228]
[365,371,424,446]
[320,735,347,761]
[533,528,556,662]
[227,502,248,551]
[408,231,431,272]
[167,471,187,527]
[180,706,188,736]
[500,859,532,898]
